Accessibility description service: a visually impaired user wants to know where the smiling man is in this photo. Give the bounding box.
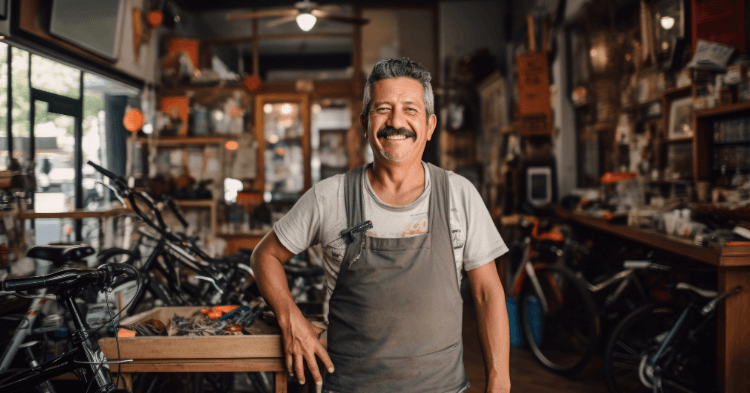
[250,58,511,393]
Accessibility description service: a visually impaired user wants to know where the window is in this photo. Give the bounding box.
[0,43,140,245]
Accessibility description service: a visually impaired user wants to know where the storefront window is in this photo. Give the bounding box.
[30,54,81,99]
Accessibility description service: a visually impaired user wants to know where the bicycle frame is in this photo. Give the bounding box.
[0,297,114,393]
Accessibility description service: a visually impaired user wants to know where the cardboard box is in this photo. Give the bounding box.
[98,307,326,361]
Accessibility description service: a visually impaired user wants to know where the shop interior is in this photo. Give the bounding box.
[0,0,748,392]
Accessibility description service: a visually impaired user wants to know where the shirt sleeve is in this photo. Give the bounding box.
[272,186,321,255]
[458,177,509,271]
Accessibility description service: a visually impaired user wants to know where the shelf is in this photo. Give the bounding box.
[216,229,269,238]
[160,83,246,97]
[661,84,693,98]
[135,136,231,146]
[174,199,217,208]
[712,139,750,146]
[664,136,694,143]
[695,100,750,119]
[15,207,130,220]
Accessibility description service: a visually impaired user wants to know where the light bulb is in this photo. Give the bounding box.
[660,16,675,30]
[296,13,316,31]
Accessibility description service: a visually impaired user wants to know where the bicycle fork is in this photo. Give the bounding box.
[0,293,48,371]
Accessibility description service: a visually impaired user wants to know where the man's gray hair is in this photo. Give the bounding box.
[361,58,434,129]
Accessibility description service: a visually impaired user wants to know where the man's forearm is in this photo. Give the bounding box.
[473,279,511,392]
[250,252,301,326]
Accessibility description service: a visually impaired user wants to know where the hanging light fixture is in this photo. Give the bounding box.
[296,12,316,31]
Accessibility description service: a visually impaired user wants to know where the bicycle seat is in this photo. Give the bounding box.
[284,264,324,278]
[26,245,95,266]
[676,282,717,298]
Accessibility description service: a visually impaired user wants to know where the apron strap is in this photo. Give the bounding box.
[340,164,368,274]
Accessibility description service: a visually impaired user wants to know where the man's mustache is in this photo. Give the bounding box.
[376,126,417,140]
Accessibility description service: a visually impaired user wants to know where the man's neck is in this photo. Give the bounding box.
[367,160,426,206]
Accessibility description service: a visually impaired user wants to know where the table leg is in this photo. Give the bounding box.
[114,372,133,391]
[275,371,287,393]
[718,266,750,393]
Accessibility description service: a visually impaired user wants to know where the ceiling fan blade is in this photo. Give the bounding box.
[226,9,298,21]
[265,14,299,28]
[311,9,369,25]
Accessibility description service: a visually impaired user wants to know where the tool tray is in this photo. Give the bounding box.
[98,306,326,361]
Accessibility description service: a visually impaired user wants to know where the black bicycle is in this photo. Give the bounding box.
[0,246,140,393]
[87,161,254,312]
[603,267,742,393]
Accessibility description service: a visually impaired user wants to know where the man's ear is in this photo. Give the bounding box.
[359,113,368,138]
[426,114,437,141]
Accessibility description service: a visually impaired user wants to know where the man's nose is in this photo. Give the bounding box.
[387,108,407,129]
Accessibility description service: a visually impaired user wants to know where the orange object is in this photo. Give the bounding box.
[160,96,190,136]
[600,171,637,184]
[243,75,262,92]
[123,109,145,132]
[147,10,164,27]
[224,324,242,333]
[602,212,615,221]
[118,328,136,338]
[726,241,750,246]
[212,305,239,314]
[200,309,210,315]
[229,106,242,118]
[207,311,222,320]
[166,38,199,70]
[225,140,239,151]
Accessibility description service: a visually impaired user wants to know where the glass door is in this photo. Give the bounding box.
[29,88,83,244]
[255,94,310,202]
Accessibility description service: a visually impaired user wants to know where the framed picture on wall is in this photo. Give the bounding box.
[667,96,693,139]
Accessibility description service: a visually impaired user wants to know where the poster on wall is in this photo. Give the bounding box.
[516,52,551,136]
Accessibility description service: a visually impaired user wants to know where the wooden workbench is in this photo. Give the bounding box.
[554,208,750,393]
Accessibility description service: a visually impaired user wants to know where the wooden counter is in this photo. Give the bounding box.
[554,208,750,393]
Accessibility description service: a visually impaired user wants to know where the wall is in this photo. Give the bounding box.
[439,1,506,86]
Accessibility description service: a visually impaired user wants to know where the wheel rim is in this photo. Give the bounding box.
[521,266,596,373]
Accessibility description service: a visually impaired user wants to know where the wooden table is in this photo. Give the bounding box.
[554,208,750,393]
[98,307,326,393]
[111,358,287,392]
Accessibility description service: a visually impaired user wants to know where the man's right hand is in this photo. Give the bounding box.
[279,309,334,386]
[250,230,334,387]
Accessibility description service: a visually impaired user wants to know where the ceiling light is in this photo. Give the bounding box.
[660,16,675,30]
[296,13,316,31]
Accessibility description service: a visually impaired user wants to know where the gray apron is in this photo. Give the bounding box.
[324,163,468,393]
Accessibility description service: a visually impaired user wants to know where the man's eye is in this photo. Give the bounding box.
[406,108,417,113]
[376,107,390,113]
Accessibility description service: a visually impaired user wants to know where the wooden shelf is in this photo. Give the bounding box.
[135,136,230,146]
[174,199,217,208]
[661,84,693,98]
[216,230,269,238]
[15,207,130,220]
[554,207,722,265]
[664,136,694,143]
[695,100,750,119]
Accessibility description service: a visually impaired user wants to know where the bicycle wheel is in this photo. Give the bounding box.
[603,304,680,393]
[520,264,598,375]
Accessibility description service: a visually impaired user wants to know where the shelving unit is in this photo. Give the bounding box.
[693,100,750,183]
[173,199,219,237]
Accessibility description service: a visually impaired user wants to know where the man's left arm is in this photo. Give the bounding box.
[467,261,511,393]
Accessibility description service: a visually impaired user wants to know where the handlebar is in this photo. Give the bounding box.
[165,196,189,229]
[0,264,133,292]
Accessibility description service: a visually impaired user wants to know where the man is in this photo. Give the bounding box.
[250,58,511,393]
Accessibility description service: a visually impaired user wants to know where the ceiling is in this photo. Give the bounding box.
[172,0,436,12]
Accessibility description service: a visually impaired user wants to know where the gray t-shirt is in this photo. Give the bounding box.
[274,162,509,295]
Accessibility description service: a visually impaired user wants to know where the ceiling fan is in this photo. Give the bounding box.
[226,0,369,31]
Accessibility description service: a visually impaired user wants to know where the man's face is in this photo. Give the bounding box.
[361,77,436,165]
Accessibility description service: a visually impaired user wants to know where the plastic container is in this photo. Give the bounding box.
[506,296,543,347]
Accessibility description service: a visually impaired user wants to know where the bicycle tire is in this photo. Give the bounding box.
[603,304,680,393]
[520,264,598,375]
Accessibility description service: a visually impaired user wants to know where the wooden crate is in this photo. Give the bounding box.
[98,307,325,361]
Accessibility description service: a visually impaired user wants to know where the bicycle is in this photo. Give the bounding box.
[507,215,598,375]
[0,246,140,393]
[87,161,254,311]
[603,261,742,393]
